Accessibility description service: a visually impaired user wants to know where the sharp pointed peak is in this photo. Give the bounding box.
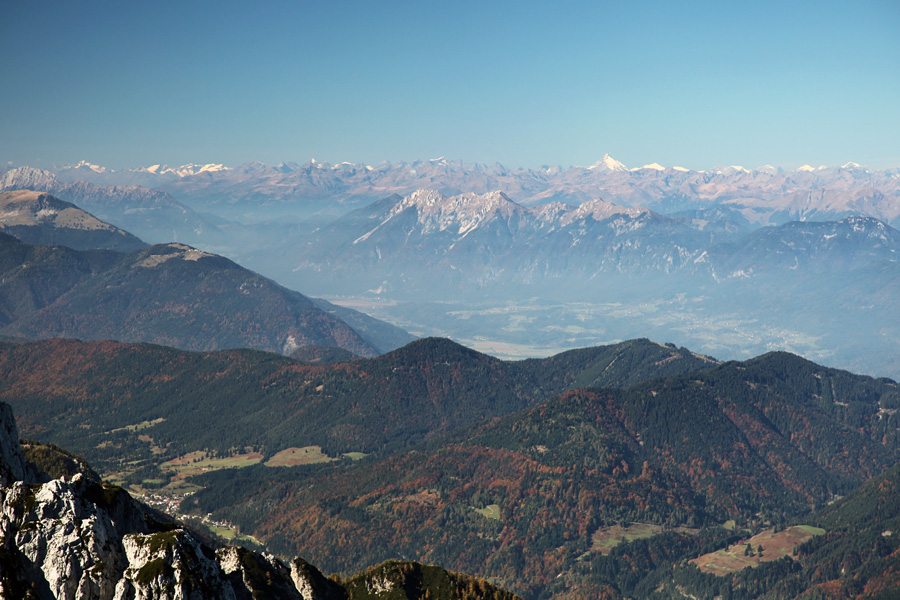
[587,154,628,172]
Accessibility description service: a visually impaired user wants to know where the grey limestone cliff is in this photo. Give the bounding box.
[0,402,340,600]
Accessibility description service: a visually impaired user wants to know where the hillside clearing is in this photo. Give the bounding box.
[691,525,826,575]
[160,450,263,480]
[474,504,501,520]
[591,523,699,554]
[264,446,335,467]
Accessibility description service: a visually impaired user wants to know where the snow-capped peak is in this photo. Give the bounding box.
[73,160,106,173]
[587,154,628,172]
[194,163,228,174]
[631,163,665,171]
[137,163,229,177]
[395,189,516,215]
[841,162,862,169]
[353,189,523,242]
[716,165,750,174]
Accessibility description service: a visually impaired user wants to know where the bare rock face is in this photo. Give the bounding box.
[1,474,132,599]
[0,402,332,600]
[0,403,27,486]
[113,530,239,600]
[289,556,347,600]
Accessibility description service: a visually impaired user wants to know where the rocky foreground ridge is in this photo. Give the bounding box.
[0,402,518,600]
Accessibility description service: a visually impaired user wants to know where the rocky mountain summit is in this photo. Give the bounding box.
[0,402,518,600]
[278,188,900,297]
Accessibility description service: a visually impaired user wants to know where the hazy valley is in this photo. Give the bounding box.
[5,159,897,378]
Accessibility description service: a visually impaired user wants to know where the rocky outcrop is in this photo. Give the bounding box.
[0,403,27,486]
[289,556,347,600]
[0,402,337,600]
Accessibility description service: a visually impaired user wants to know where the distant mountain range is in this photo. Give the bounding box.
[29,156,900,227]
[275,188,764,295]
[271,188,900,321]
[254,188,900,378]
[4,160,899,379]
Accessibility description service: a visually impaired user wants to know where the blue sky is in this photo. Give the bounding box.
[2,0,898,171]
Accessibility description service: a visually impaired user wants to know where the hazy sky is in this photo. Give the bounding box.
[2,0,898,171]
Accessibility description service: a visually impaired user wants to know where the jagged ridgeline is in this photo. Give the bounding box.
[31,159,900,229]
[0,401,522,600]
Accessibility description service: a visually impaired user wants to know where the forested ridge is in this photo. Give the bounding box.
[0,336,712,473]
[0,232,396,357]
[3,334,899,598]
[182,353,900,598]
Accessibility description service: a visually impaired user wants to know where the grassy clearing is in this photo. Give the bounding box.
[160,450,263,480]
[692,525,826,575]
[474,504,501,520]
[209,525,237,539]
[110,418,166,434]
[264,446,335,467]
[591,523,699,554]
[342,451,368,460]
[796,525,827,535]
[208,525,262,546]
[160,479,202,495]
